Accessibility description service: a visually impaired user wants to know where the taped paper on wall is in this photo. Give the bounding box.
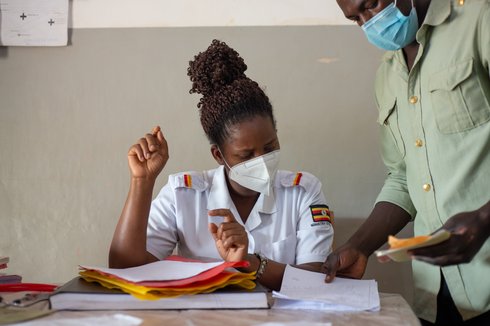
[0,0,68,46]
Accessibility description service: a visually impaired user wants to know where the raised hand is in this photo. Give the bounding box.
[127,126,169,180]
[208,209,249,262]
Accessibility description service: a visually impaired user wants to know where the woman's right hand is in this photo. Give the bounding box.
[208,209,249,262]
[128,126,169,180]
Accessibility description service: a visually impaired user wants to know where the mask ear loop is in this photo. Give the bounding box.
[217,147,232,170]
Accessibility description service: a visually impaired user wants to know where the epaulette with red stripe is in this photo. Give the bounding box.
[280,171,310,188]
[292,172,303,186]
[170,172,208,191]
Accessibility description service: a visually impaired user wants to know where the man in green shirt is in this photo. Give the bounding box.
[323,0,490,324]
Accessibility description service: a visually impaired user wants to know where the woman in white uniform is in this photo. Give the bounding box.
[109,40,333,290]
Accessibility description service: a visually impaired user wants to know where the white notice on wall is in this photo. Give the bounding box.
[0,0,68,46]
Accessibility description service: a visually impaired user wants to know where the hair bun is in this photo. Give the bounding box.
[188,39,247,97]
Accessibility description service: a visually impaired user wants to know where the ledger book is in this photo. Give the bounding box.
[50,277,269,310]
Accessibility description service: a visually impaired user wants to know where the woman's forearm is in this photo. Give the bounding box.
[109,177,158,268]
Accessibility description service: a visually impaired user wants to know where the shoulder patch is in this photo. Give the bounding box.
[280,171,308,188]
[183,174,193,188]
[170,172,208,191]
[310,205,332,224]
[279,171,320,190]
[292,172,303,186]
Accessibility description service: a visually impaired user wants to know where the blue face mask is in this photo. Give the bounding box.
[362,0,418,51]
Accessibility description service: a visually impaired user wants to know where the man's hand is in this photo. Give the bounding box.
[322,243,368,283]
[410,205,490,266]
[208,209,248,262]
[321,202,412,282]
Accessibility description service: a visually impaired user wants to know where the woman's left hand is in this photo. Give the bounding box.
[208,209,249,262]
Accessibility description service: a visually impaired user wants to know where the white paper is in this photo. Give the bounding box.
[0,0,68,46]
[79,260,225,282]
[17,314,142,326]
[272,265,380,312]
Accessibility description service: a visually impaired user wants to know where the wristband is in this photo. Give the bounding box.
[254,253,268,280]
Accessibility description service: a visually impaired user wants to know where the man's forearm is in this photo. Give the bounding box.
[347,201,412,257]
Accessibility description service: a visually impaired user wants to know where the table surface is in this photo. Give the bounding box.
[1,292,420,326]
[43,293,420,326]
[0,293,420,326]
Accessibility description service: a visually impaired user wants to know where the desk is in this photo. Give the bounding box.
[1,293,420,325]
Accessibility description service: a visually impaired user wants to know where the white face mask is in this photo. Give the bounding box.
[221,149,280,196]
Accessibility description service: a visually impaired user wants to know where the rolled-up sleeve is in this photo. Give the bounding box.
[146,183,178,260]
[375,124,417,218]
[373,69,417,219]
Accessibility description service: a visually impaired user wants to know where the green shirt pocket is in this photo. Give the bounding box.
[377,96,406,162]
[428,58,490,134]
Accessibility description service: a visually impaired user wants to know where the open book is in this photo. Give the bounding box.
[50,277,269,310]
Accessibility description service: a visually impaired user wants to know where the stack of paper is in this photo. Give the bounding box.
[272,265,380,312]
[78,256,257,300]
[50,277,269,310]
[50,256,269,310]
[0,256,22,284]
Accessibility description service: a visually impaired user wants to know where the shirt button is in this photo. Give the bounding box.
[423,184,431,192]
[409,96,418,104]
[415,139,423,147]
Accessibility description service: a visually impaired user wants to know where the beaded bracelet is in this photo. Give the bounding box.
[254,253,268,280]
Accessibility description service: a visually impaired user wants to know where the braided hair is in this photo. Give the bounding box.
[187,39,276,147]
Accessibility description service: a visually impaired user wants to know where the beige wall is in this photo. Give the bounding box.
[0,26,414,303]
[69,0,349,28]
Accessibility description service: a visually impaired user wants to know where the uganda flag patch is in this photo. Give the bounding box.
[310,205,332,223]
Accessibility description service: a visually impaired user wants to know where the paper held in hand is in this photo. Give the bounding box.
[272,265,380,312]
[375,229,451,262]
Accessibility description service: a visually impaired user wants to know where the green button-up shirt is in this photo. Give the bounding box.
[374,0,490,321]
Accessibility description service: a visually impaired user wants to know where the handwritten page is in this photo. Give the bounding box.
[272,265,380,312]
[0,0,68,46]
[79,260,225,283]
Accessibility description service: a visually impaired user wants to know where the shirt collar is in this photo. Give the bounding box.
[206,165,277,215]
[381,0,452,66]
[256,189,277,215]
[207,165,233,210]
[422,0,451,27]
